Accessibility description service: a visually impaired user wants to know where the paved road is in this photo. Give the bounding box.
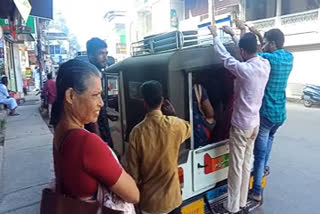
[253,103,320,214]
[0,102,318,213]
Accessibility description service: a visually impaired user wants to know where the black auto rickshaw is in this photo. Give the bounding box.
[103,31,266,213]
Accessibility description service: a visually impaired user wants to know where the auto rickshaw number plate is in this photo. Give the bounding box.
[181,199,205,214]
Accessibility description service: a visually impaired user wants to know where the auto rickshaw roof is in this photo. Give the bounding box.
[105,43,240,74]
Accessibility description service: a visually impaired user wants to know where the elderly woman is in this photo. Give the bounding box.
[50,59,139,210]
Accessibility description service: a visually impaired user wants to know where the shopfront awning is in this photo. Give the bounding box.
[0,0,15,18]
[29,0,53,20]
[0,0,53,20]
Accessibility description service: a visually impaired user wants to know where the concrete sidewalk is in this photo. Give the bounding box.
[0,100,53,213]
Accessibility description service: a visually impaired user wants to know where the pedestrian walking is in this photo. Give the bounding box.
[43,73,56,120]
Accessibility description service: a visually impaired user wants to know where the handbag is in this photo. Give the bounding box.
[40,129,123,214]
[40,187,122,214]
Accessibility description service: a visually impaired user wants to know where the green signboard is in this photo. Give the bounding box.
[0,16,35,34]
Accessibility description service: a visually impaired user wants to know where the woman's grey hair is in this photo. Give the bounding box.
[50,59,101,127]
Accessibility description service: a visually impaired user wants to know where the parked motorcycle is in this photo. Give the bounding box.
[302,84,320,107]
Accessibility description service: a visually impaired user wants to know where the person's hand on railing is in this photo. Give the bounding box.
[234,19,246,30]
[247,24,264,49]
[222,26,235,37]
[208,25,218,38]
[247,25,260,36]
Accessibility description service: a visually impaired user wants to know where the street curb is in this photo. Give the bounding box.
[0,135,4,202]
[0,109,8,203]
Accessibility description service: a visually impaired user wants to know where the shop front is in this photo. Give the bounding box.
[0,15,37,97]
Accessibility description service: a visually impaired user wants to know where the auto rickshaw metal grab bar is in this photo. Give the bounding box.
[131,30,214,57]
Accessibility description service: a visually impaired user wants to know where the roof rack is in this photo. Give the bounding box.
[131,30,215,57]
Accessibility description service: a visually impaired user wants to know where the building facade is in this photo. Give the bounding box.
[46,29,70,69]
[245,0,320,97]
[129,0,320,98]
[104,11,130,61]
[130,0,242,45]
[0,0,53,94]
[131,0,185,41]
[0,16,36,96]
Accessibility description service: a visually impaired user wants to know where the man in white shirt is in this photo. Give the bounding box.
[0,77,19,116]
[208,25,270,213]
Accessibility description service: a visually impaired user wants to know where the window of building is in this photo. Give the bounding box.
[54,45,61,55]
[49,45,66,55]
[49,45,55,55]
[282,0,320,15]
[185,0,208,19]
[246,0,276,21]
[60,46,67,54]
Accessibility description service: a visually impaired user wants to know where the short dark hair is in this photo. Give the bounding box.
[86,38,107,56]
[1,77,8,84]
[47,73,52,80]
[239,33,258,54]
[264,29,285,49]
[140,80,163,110]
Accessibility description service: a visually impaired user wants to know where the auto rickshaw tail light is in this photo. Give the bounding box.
[178,167,184,184]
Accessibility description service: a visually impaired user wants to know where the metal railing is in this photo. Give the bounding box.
[131,30,215,57]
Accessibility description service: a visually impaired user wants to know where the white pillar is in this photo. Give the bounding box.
[276,0,282,16]
[239,0,246,21]
[208,0,215,24]
[276,0,282,26]
[12,44,23,94]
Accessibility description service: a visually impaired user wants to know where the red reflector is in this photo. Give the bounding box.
[178,167,184,184]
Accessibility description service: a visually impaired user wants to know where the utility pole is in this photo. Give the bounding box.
[36,17,43,89]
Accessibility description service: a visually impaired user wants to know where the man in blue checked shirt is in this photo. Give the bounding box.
[248,28,294,201]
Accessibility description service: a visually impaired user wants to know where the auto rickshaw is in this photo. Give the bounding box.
[103,30,267,214]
